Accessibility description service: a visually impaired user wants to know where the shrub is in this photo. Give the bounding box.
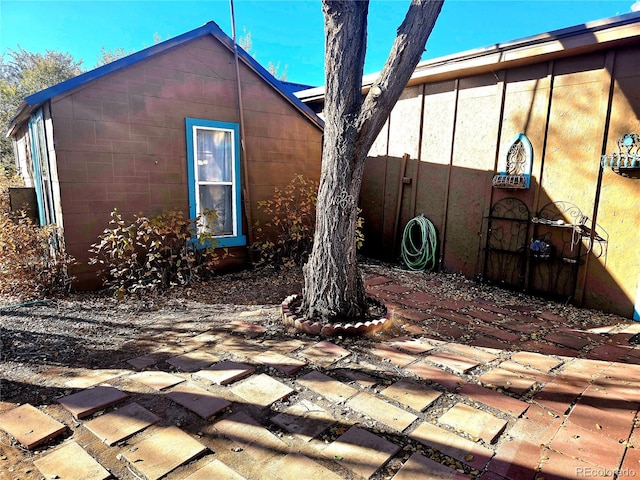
[89,209,226,297]
[252,174,364,268]
[0,175,75,299]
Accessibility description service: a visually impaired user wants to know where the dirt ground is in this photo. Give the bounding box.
[0,260,633,479]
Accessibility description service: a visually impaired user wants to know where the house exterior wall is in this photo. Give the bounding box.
[43,35,321,287]
[361,43,640,318]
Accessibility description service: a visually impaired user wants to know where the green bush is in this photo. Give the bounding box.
[252,174,364,268]
[0,175,75,299]
[89,209,226,297]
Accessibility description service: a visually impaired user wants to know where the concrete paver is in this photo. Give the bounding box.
[214,411,287,462]
[167,349,220,372]
[300,340,351,366]
[183,459,247,480]
[193,360,255,385]
[271,399,335,441]
[252,350,307,375]
[347,392,418,431]
[393,452,469,480]
[297,370,358,403]
[130,370,185,390]
[6,272,640,480]
[123,425,207,480]
[381,379,441,411]
[84,401,160,445]
[268,453,344,480]
[230,373,294,408]
[409,422,494,471]
[425,351,480,374]
[57,385,129,419]
[34,441,111,480]
[323,425,401,479]
[439,403,507,444]
[0,404,66,449]
[550,422,626,471]
[166,383,231,419]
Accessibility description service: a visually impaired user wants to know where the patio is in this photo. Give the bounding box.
[1,266,639,480]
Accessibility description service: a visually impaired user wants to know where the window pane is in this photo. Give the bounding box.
[196,129,232,182]
[199,185,233,235]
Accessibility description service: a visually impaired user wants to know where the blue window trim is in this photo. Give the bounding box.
[186,118,246,248]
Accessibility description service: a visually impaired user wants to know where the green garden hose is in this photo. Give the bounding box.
[401,214,437,271]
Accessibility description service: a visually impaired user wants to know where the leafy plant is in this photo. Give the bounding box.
[252,174,364,268]
[0,174,75,299]
[89,208,226,297]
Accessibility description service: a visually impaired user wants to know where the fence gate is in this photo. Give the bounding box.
[483,197,530,289]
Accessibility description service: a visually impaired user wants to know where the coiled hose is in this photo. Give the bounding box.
[401,214,437,271]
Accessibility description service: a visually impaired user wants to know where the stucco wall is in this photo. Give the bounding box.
[46,35,322,286]
[361,43,640,318]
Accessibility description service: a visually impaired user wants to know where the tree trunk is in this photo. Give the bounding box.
[302,0,444,322]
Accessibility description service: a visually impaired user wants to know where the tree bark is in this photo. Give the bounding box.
[302,0,444,322]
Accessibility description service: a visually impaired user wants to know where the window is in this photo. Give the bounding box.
[186,118,246,247]
[29,108,56,225]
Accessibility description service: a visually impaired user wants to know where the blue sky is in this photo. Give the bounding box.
[1,0,639,87]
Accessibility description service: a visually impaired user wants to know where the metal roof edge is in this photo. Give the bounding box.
[295,10,640,102]
[9,20,323,136]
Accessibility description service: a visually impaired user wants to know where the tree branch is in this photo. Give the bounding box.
[355,0,444,158]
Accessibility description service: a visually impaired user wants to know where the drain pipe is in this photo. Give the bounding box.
[230,0,254,245]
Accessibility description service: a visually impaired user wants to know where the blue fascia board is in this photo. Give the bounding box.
[19,20,323,130]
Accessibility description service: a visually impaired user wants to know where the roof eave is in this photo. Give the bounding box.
[296,11,640,102]
[7,20,323,137]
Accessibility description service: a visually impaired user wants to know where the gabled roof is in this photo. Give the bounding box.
[8,21,323,136]
[297,10,640,103]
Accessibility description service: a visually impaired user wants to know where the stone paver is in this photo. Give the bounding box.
[479,367,538,395]
[323,425,401,479]
[123,426,207,480]
[458,383,529,417]
[127,352,164,369]
[297,370,358,403]
[0,404,66,449]
[57,385,129,419]
[166,383,231,419]
[425,351,480,374]
[371,344,417,367]
[389,337,434,354]
[271,399,335,441]
[381,379,442,411]
[268,453,343,480]
[550,422,626,471]
[487,439,545,480]
[215,411,287,462]
[167,349,220,372]
[252,350,307,375]
[84,402,160,445]
[7,275,640,480]
[300,340,351,366]
[393,452,469,480]
[347,392,418,431]
[444,343,500,363]
[193,360,255,385]
[34,441,111,480]
[407,361,464,391]
[130,370,185,390]
[510,351,563,372]
[409,422,494,470]
[439,403,507,444]
[230,373,294,408]
[183,459,247,480]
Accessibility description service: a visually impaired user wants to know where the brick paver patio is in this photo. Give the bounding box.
[2,275,640,479]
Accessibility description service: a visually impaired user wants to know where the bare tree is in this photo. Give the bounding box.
[302,0,444,321]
